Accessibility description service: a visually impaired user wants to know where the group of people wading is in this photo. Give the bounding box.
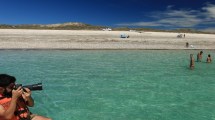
[190,51,212,69]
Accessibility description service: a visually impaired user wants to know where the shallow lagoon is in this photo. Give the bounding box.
[0,50,215,120]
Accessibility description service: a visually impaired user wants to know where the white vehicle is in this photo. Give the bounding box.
[120,34,129,38]
[177,33,185,38]
[102,28,112,31]
[129,30,136,32]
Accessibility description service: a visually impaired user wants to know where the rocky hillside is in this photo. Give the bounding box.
[0,22,104,30]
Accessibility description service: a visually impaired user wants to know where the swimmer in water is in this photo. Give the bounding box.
[206,54,212,63]
[190,54,195,69]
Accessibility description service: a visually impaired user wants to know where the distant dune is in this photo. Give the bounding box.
[43,22,86,27]
[0,22,214,34]
[0,22,104,30]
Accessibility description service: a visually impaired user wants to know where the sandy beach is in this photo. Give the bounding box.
[0,29,215,49]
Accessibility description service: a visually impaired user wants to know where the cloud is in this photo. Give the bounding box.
[117,3,215,29]
[166,5,174,10]
[202,3,215,18]
[117,22,164,27]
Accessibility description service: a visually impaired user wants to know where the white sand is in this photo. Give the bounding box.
[0,29,215,49]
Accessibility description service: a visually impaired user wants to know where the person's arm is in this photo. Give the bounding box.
[0,88,22,119]
[22,88,34,107]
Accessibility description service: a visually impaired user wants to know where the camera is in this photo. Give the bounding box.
[15,83,43,91]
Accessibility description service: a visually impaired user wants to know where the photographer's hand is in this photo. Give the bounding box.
[22,88,34,107]
[12,87,23,99]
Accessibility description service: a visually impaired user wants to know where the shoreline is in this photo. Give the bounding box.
[0,29,215,50]
[1,48,215,50]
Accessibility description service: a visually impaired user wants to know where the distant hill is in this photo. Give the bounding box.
[0,22,104,30]
[0,22,214,34]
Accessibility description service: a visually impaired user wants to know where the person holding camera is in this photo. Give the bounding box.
[0,74,51,120]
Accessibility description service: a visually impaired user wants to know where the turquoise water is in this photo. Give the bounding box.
[0,50,215,120]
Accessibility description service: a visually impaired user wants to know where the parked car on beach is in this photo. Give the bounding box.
[120,34,129,38]
[102,28,112,31]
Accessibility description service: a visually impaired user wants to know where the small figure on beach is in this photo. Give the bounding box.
[184,34,186,38]
[190,54,195,69]
[186,42,189,48]
[197,51,203,62]
[206,54,212,63]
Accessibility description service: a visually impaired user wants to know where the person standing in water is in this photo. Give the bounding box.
[190,54,195,69]
[206,54,212,63]
[197,51,203,62]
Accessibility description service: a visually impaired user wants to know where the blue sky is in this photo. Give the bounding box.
[1,0,215,30]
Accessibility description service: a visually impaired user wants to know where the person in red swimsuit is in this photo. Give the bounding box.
[0,74,52,120]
